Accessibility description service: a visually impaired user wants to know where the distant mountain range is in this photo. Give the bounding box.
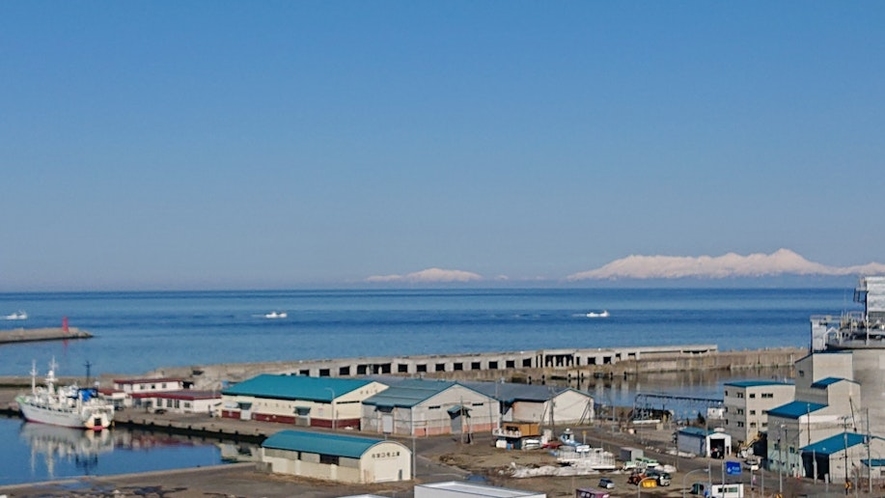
[566,249,885,280]
[365,268,483,283]
[363,249,885,284]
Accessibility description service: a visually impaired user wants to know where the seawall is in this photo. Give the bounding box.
[145,345,805,390]
[0,327,92,344]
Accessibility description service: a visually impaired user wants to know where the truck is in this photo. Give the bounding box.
[693,483,744,498]
[645,468,671,486]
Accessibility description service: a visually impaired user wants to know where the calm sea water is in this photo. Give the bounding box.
[0,288,858,377]
[0,287,858,485]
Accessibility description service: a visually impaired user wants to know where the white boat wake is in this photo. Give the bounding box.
[585,310,609,318]
[4,310,27,320]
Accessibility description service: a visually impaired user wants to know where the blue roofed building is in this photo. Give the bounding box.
[221,374,388,429]
[766,352,863,478]
[798,432,885,481]
[261,429,410,484]
[361,378,498,437]
[676,427,732,459]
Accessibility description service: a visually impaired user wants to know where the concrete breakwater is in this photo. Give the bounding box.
[149,345,804,390]
[0,326,92,344]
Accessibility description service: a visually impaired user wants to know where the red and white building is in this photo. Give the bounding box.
[102,377,194,410]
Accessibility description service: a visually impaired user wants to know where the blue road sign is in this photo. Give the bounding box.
[725,461,742,476]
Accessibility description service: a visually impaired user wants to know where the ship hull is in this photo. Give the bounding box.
[16,396,113,430]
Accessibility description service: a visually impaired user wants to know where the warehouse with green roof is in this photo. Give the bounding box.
[261,429,411,483]
[221,374,388,429]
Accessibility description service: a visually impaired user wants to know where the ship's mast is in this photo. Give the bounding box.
[46,357,58,393]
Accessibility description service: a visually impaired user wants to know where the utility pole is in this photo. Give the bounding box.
[779,424,784,496]
[84,360,92,386]
[843,421,850,489]
[867,409,873,495]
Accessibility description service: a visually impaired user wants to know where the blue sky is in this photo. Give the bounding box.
[2,2,884,291]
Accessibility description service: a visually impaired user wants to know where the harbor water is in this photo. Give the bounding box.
[0,288,857,377]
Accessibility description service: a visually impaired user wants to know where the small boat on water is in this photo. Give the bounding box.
[585,310,609,318]
[15,359,114,431]
[264,311,287,319]
[4,310,27,320]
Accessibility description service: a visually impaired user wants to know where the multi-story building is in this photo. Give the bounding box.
[723,380,795,452]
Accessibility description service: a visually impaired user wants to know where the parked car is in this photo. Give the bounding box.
[598,478,615,489]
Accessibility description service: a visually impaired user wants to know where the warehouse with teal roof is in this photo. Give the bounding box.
[261,429,411,483]
[221,374,388,429]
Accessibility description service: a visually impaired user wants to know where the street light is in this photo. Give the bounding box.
[325,387,336,430]
[638,476,657,498]
[683,468,710,498]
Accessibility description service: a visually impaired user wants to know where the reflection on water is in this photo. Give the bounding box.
[20,423,114,479]
[5,419,240,486]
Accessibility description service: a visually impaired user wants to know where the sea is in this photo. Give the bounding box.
[0,287,862,485]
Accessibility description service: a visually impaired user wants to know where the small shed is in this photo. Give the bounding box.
[620,446,643,462]
[261,429,411,484]
[415,481,546,498]
[677,427,732,458]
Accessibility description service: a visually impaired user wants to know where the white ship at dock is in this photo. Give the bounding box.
[15,359,115,431]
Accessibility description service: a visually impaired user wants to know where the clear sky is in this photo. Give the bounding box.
[2,2,884,291]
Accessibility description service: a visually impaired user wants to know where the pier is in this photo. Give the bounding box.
[0,327,92,344]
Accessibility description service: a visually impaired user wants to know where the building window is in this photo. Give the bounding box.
[799,370,805,377]
[736,393,744,399]
[737,409,744,415]
[737,421,745,428]
[750,410,756,415]
[319,454,339,465]
[749,393,756,398]
[429,405,441,410]
[750,422,757,428]
[762,393,774,399]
